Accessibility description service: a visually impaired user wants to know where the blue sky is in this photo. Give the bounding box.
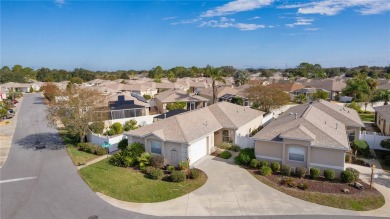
[1,0,389,71]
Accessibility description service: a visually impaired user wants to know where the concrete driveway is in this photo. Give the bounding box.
[99,155,360,216]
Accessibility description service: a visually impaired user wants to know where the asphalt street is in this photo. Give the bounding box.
[0,93,381,219]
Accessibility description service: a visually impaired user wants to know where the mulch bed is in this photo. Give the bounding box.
[247,168,382,197]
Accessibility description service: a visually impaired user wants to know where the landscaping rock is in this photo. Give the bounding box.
[342,188,350,193]
[354,182,364,190]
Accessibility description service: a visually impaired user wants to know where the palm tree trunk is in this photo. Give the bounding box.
[212,80,216,104]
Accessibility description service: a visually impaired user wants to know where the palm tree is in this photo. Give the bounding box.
[373,89,390,105]
[206,67,225,104]
[233,70,249,86]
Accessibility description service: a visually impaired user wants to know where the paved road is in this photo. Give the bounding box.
[0,94,381,219]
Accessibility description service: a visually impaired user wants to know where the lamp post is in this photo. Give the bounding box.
[370,164,376,189]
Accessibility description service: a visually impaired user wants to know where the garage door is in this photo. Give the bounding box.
[189,137,208,165]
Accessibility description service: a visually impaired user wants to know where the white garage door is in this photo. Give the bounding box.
[189,137,208,165]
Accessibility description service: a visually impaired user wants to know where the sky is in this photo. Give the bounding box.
[1,0,390,71]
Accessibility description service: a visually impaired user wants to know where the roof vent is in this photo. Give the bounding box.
[164,114,166,119]
[295,113,298,119]
[336,123,338,129]
[325,121,327,124]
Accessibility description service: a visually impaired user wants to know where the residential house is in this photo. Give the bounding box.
[297,79,346,100]
[154,89,209,113]
[374,105,390,135]
[268,82,305,93]
[198,86,249,106]
[292,88,331,101]
[108,94,150,120]
[253,100,362,175]
[126,102,264,165]
[0,82,31,93]
[153,109,188,122]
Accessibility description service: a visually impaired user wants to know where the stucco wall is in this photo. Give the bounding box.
[376,113,390,135]
[310,147,345,175]
[255,140,283,162]
[155,98,165,114]
[164,141,184,166]
[284,144,308,168]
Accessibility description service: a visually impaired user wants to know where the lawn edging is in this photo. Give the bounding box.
[246,168,385,211]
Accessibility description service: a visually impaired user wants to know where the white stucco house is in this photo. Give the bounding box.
[125,102,264,166]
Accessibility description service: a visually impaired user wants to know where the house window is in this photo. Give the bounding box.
[222,130,233,143]
[288,147,305,162]
[150,141,162,154]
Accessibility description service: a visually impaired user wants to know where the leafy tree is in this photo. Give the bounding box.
[231,96,244,105]
[166,102,186,111]
[245,85,290,113]
[312,90,329,100]
[43,83,60,102]
[342,74,371,101]
[89,121,105,134]
[373,89,390,105]
[346,102,362,113]
[294,94,307,104]
[233,70,249,86]
[206,66,226,104]
[46,87,108,142]
[69,77,84,84]
[149,66,164,81]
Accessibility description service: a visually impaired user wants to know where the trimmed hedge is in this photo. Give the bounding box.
[234,156,242,165]
[220,150,232,159]
[189,169,200,179]
[346,167,360,180]
[341,170,355,183]
[150,154,165,168]
[380,139,390,149]
[171,170,186,182]
[295,167,307,178]
[167,165,176,173]
[259,160,269,168]
[250,159,259,168]
[149,168,164,180]
[280,165,291,176]
[352,140,371,158]
[77,142,107,155]
[179,160,189,170]
[259,166,272,176]
[324,169,336,181]
[270,162,280,172]
[309,167,320,179]
[236,148,255,165]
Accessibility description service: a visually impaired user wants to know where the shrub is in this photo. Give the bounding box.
[295,167,307,178]
[179,160,189,170]
[288,181,296,188]
[309,168,320,179]
[324,169,336,181]
[259,166,272,176]
[346,167,360,180]
[108,153,134,167]
[166,102,186,111]
[385,155,390,166]
[89,121,105,134]
[77,142,107,155]
[280,165,291,176]
[143,94,152,100]
[230,145,241,152]
[250,159,259,168]
[218,142,232,150]
[170,170,186,182]
[129,142,145,157]
[280,177,294,186]
[298,183,309,190]
[259,160,269,168]
[94,147,108,155]
[270,162,281,172]
[167,165,176,173]
[111,122,124,135]
[346,102,362,113]
[234,156,242,165]
[144,166,155,175]
[189,169,200,179]
[237,148,255,165]
[345,153,352,163]
[137,152,151,171]
[341,170,355,183]
[380,139,390,150]
[149,168,164,180]
[150,154,165,168]
[118,139,128,151]
[220,150,232,159]
[352,140,371,158]
[123,120,138,131]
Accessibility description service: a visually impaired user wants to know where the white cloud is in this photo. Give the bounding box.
[281,0,390,16]
[201,0,274,17]
[163,16,177,21]
[305,27,320,31]
[171,18,202,25]
[199,17,265,31]
[286,18,314,27]
[248,16,261,20]
[54,0,65,6]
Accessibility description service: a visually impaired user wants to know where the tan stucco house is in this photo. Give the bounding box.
[253,100,364,175]
[374,105,390,135]
[125,102,264,166]
[154,89,209,114]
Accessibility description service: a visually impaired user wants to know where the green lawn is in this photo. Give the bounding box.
[249,171,385,211]
[59,129,99,165]
[79,159,207,203]
[359,113,375,122]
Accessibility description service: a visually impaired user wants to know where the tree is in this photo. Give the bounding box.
[166,102,186,111]
[233,70,249,86]
[294,94,307,104]
[312,90,329,100]
[206,66,226,104]
[373,89,390,105]
[43,83,60,102]
[231,96,244,105]
[46,87,108,142]
[245,85,290,113]
[342,74,371,101]
[69,77,84,84]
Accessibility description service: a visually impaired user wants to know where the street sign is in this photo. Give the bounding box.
[101,141,111,148]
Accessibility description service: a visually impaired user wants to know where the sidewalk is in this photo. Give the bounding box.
[77,154,112,170]
[0,96,24,168]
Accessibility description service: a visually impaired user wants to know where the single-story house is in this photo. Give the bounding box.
[153,109,188,122]
[268,82,305,93]
[108,94,149,120]
[198,86,249,105]
[374,105,390,135]
[292,88,331,100]
[297,79,346,100]
[154,89,209,113]
[253,103,351,175]
[0,82,31,93]
[125,102,264,166]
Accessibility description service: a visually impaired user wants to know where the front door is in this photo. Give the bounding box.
[171,149,178,166]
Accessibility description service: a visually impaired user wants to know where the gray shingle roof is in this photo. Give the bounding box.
[374,105,390,122]
[155,89,209,103]
[127,102,264,144]
[253,102,351,150]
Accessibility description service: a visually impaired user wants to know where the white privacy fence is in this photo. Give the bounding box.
[105,115,158,127]
[236,135,255,149]
[87,131,126,153]
[360,131,390,151]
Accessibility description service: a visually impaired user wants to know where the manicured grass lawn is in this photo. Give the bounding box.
[248,170,385,211]
[59,129,99,165]
[79,159,207,203]
[359,113,375,122]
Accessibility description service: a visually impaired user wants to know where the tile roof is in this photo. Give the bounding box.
[300,79,346,92]
[253,103,350,150]
[198,86,245,99]
[268,82,304,92]
[374,105,390,122]
[127,101,264,144]
[155,89,209,103]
